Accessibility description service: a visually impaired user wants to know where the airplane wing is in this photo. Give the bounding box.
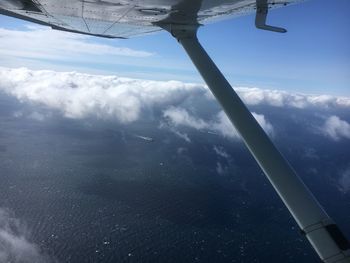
[0,0,301,38]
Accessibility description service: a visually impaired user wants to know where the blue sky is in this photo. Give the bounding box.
[0,0,349,95]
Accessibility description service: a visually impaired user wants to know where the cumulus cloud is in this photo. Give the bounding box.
[216,162,228,176]
[235,87,350,109]
[210,111,240,139]
[163,107,208,130]
[337,168,350,194]
[0,25,153,60]
[213,146,231,175]
[1,68,349,123]
[217,110,274,138]
[213,146,230,159]
[0,208,51,263]
[251,112,275,136]
[158,120,192,143]
[1,67,349,141]
[171,129,191,143]
[0,67,204,123]
[321,116,350,141]
[212,111,274,138]
[163,107,274,139]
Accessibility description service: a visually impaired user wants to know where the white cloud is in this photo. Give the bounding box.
[163,107,208,130]
[321,115,350,141]
[251,112,275,136]
[211,111,274,139]
[213,146,230,159]
[12,110,51,121]
[28,112,47,122]
[163,107,274,139]
[159,120,192,143]
[1,67,349,141]
[176,147,187,155]
[216,162,228,175]
[0,25,153,61]
[337,167,350,194]
[234,87,350,109]
[213,147,231,175]
[0,67,204,123]
[1,68,349,123]
[171,129,191,143]
[0,208,51,263]
[211,111,240,139]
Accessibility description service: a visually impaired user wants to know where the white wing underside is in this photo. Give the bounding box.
[0,0,301,38]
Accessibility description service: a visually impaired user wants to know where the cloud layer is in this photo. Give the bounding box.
[0,67,205,123]
[0,67,349,141]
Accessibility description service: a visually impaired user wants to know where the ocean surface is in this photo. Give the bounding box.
[0,91,349,262]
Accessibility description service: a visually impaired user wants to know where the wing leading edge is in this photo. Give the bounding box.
[0,0,301,38]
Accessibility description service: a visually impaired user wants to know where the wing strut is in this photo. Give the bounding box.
[162,24,350,263]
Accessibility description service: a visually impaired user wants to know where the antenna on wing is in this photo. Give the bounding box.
[255,0,287,33]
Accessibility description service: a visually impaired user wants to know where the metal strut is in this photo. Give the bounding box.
[163,24,350,263]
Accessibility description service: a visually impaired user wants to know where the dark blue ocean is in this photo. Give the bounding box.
[0,91,349,262]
